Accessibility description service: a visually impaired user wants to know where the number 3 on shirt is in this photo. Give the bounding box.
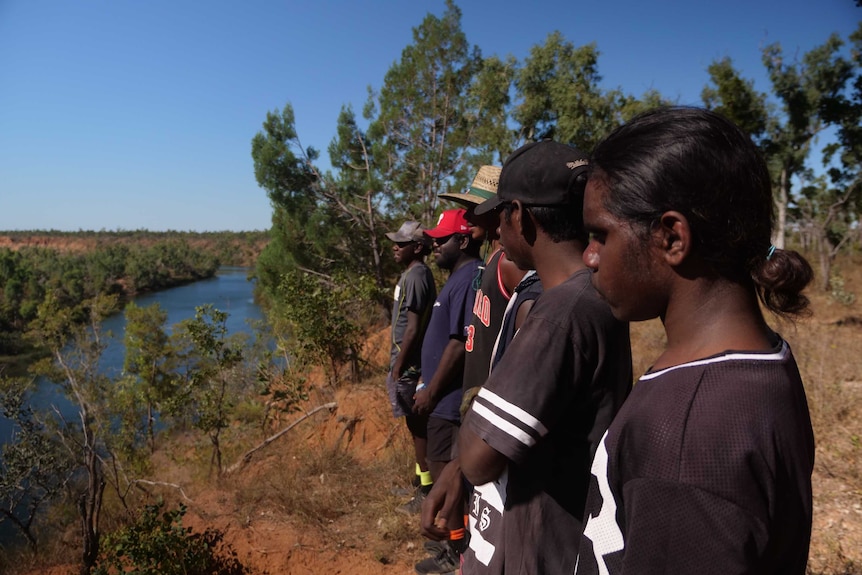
[465,324,475,352]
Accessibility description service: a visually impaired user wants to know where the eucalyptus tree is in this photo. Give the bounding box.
[761,31,854,249]
[798,22,862,288]
[702,57,770,140]
[512,32,669,152]
[456,53,517,171]
[0,377,75,553]
[365,0,486,225]
[172,305,244,476]
[514,33,608,148]
[251,104,322,294]
[252,103,391,291]
[121,302,176,456]
[26,293,120,574]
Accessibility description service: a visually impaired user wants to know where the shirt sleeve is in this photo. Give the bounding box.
[402,266,431,313]
[465,312,579,464]
[447,268,476,339]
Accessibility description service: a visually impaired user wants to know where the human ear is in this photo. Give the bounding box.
[656,210,691,266]
[514,200,537,245]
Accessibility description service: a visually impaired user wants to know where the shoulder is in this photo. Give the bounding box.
[640,343,811,443]
[532,270,621,331]
[449,259,482,288]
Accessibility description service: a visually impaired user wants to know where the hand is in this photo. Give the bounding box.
[420,459,464,540]
[413,386,434,415]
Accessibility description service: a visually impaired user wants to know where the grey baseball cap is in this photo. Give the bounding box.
[385,221,426,242]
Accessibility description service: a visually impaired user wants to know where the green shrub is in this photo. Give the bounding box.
[93,501,250,575]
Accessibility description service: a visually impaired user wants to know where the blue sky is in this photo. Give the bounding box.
[0,0,858,232]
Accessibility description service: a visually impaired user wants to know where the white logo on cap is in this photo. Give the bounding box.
[566,159,589,170]
[437,213,445,225]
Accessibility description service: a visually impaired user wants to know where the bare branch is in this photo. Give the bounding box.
[224,402,337,476]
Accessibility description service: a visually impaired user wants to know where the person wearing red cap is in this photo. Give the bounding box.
[412,208,482,574]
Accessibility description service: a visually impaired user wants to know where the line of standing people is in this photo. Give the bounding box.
[386,105,815,575]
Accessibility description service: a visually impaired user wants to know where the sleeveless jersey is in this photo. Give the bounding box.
[463,249,510,391]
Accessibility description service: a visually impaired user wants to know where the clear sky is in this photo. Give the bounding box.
[0,0,858,232]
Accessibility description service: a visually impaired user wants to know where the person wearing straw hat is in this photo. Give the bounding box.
[438,165,533,414]
[412,167,543,575]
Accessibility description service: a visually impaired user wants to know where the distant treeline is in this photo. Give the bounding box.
[0,229,269,267]
[0,231,269,357]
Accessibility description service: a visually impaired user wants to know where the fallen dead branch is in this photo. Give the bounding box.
[224,402,337,475]
[131,479,195,503]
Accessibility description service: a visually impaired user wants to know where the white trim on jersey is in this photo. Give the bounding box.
[476,387,548,439]
[639,340,789,382]
[472,401,537,448]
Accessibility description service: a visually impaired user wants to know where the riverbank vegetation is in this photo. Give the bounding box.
[0,230,268,268]
[0,231,268,361]
[0,2,860,573]
[0,241,216,361]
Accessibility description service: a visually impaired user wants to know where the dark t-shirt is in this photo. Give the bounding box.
[490,270,542,370]
[463,249,511,390]
[422,259,481,421]
[576,339,815,575]
[463,270,633,575]
[389,262,436,372]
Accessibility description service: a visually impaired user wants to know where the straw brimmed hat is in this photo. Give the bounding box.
[439,165,502,206]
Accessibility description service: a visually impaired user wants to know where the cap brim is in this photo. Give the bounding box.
[423,227,451,238]
[385,232,407,242]
[473,195,504,216]
[439,192,486,206]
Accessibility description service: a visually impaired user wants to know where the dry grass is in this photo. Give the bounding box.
[787,254,862,574]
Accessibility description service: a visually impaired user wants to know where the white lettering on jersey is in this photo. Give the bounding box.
[581,432,624,575]
[480,506,492,530]
[468,467,508,566]
[393,284,401,301]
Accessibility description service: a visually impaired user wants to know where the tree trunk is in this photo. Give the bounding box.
[818,233,832,291]
[79,450,105,575]
[148,402,155,454]
[773,168,788,249]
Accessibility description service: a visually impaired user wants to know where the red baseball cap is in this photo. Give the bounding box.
[425,208,470,238]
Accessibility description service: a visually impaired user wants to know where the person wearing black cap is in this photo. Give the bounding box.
[421,141,633,575]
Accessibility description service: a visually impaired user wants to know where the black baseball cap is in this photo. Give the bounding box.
[473,140,590,216]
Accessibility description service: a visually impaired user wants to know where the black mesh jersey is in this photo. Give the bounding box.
[576,339,814,575]
[463,270,632,575]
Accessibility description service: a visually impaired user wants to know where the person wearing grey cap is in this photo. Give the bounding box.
[421,141,633,575]
[385,221,437,504]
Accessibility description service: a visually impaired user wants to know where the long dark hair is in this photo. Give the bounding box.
[590,106,812,317]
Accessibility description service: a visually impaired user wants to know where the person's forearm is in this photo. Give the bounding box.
[393,312,421,376]
[459,414,508,485]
